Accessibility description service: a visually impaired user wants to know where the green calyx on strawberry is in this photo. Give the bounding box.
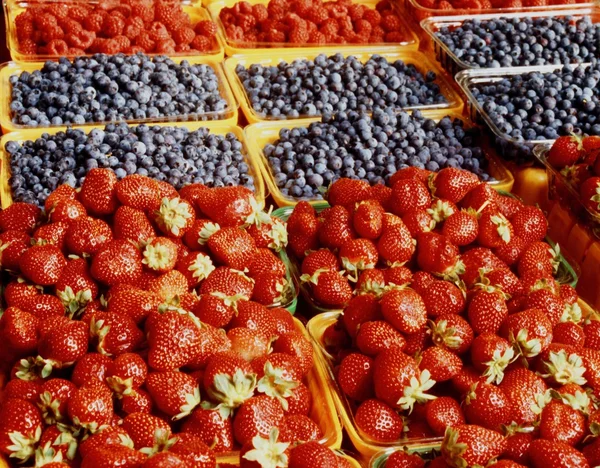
[210,291,249,312]
[57,286,93,319]
[397,369,437,413]
[256,362,300,411]
[562,301,583,323]
[242,427,289,468]
[105,375,135,397]
[482,346,515,385]
[547,134,584,169]
[509,328,542,359]
[206,369,258,419]
[139,428,178,456]
[196,221,221,245]
[154,197,194,237]
[427,199,455,223]
[34,441,67,466]
[550,388,592,414]
[581,176,600,215]
[540,350,587,386]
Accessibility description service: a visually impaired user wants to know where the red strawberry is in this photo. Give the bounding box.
[91,240,143,286]
[527,439,588,468]
[71,353,113,388]
[228,300,278,339]
[326,178,370,207]
[425,396,465,436]
[0,306,39,355]
[353,200,384,239]
[147,270,188,302]
[511,206,547,244]
[301,249,339,276]
[441,424,507,468]
[0,202,41,234]
[356,320,406,356]
[463,381,512,430]
[288,441,338,468]
[0,231,30,271]
[113,206,156,246]
[146,371,200,420]
[318,205,355,250]
[442,210,479,246]
[104,352,146,396]
[20,245,67,285]
[89,312,143,357]
[4,279,41,309]
[55,257,98,318]
[501,308,553,359]
[478,211,513,248]
[470,333,514,385]
[284,414,321,442]
[432,168,480,203]
[421,280,466,317]
[79,168,118,216]
[553,322,585,348]
[402,208,436,237]
[121,412,171,450]
[460,183,499,213]
[384,266,412,286]
[181,408,234,452]
[341,293,382,338]
[547,135,584,168]
[228,327,270,361]
[141,237,178,273]
[419,345,462,382]
[107,286,162,325]
[38,319,89,370]
[3,379,41,403]
[81,445,145,468]
[389,167,432,185]
[37,378,76,425]
[416,232,462,278]
[354,399,404,442]
[468,288,508,335]
[380,288,427,334]
[0,399,43,463]
[176,251,215,288]
[377,222,415,266]
[247,248,286,278]
[499,368,548,425]
[338,353,374,401]
[460,247,505,286]
[539,400,585,446]
[385,450,425,468]
[339,238,379,280]
[68,384,114,431]
[581,176,600,215]
[169,432,215,468]
[183,219,220,251]
[115,174,161,211]
[65,216,113,256]
[199,266,254,297]
[208,227,257,270]
[287,213,319,258]
[272,332,313,376]
[525,289,565,326]
[233,395,285,446]
[154,197,195,238]
[49,199,86,224]
[302,269,352,307]
[390,178,432,216]
[430,314,473,355]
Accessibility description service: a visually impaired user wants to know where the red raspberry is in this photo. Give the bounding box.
[149,22,171,41]
[267,3,286,18]
[319,18,339,36]
[18,38,38,55]
[333,35,347,43]
[348,3,366,20]
[45,38,69,55]
[384,31,405,41]
[288,25,309,44]
[308,30,326,43]
[68,47,85,55]
[172,26,195,45]
[252,4,268,21]
[127,45,146,53]
[34,13,57,29]
[225,24,244,41]
[244,32,258,42]
[257,32,268,41]
[480,0,493,7]
[238,1,254,14]
[191,34,212,51]
[16,20,34,41]
[175,43,191,52]
[155,38,176,53]
[83,12,105,33]
[113,6,133,18]
[15,10,33,25]
[69,5,91,22]
[131,2,155,23]
[155,1,181,31]
[267,30,286,42]
[42,26,65,44]
[237,13,257,33]
[113,35,131,51]
[305,7,329,25]
[325,3,347,18]
[103,16,125,37]
[376,0,393,11]
[273,20,290,32]
[46,3,69,19]
[418,0,437,7]
[307,21,317,34]
[124,17,144,39]
[98,37,121,54]
[59,18,83,35]
[381,13,401,32]
[194,20,217,37]
[135,31,156,51]
[362,8,381,26]
[66,30,96,49]
[337,15,353,31]
[355,19,372,36]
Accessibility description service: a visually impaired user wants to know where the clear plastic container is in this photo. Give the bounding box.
[0,57,239,134]
[4,0,225,62]
[369,447,440,467]
[207,0,419,57]
[224,50,464,125]
[0,121,265,209]
[455,63,595,161]
[217,452,362,467]
[245,111,515,207]
[421,8,599,77]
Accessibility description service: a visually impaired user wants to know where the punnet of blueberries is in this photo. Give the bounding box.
[263,108,492,199]
[5,123,254,206]
[235,53,448,119]
[9,53,229,127]
[470,60,600,142]
[435,16,600,68]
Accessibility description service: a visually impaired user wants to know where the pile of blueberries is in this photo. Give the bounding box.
[436,16,600,68]
[263,108,492,199]
[9,54,229,127]
[6,123,254,206]
[471,60,600,141]
[236,53,448,119]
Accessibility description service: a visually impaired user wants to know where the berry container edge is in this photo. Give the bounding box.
[0,121,266,209]
[369,446,439,467]
[207,0,420,57]
[0,57,240,134]
[216,451,363,466]
[223,49,465,125]
[245,112,515,208]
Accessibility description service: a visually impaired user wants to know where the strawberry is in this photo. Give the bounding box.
[145,371,200,420]
[302,269,352,307]
[421,280,466,317]
[353,200,384,239]
[402,208,436,236]
[583,437,600,466]
[419,345,462,382]
[430,314,473,355]
[168,432,215,468]
[377,222,415,266]
[390,179,432,216]
[501,308,553,359]
[37,424,78,463]
[272,331,313,376]
[233,395,285,446]
[55,257,98,318]
[239,427,289,468]
[121,412,171,451]
[354,399,404,442]
[385,450,425,468]
[356,320,406,356]
[37,378,76,425]
[384,266,412,286]
[228,327,270,361]
[463,381,512,430]
[442,210,479,246]
[141,237,178,273]
[442,424,507,468]
[525,288,565,326]
[339,238,378,280]
[175,251,215,289]
[79,168,118,216]
[181,408,234,452]
[107,286,162,325]
[200,266,254,297]
[154,197,195,238]
[0,231,31,271]
[539,400,585,446]
[250,273,289,306]
[197,186,256,228]
[499,368,548,425]
[65,216,113,256]
[373,347,435,411]
[425,397,464,436]
[337,353,374,401]
[432,168,480,203]
[478,211,513,248]
[468,288,508,334]
[44,184,76,213]
[470,333,514,385]
[114,206,157,245]
[81,445,145,468]
[416,232,462,278]
[248,248,286,278]
[460,183,499,213]
[68,384,114,431]
[380,288,427,334]
[547,135,584,168]
[0,398,43,463]
[4,279,41,308]
[183,219,220,251]
[318,205,356,250]
[326,178,370,207]
[300,249,339,276]
[554,322,585,347]
[288,442,338,468]
[38,319,89,371]
[0,307,39,355]
[284,414,321,442]
[580,176,600,215]
[104,352,146,397]
[71,353,113,388]
[143,452,186,467]
[91,240,143,286]
[147,270,188,302]
[511,206,547,244]
[0,202,41,234]
[246,219,287,252]
[527,439,588,468]
[3,379,41,403]
[20,245,67,286]
[342,293,382,337]
[208,227,257,271]
[121,388,153,415]
[460,247,505,286]
[518,241,556,277]
[89,312,143,357]
[228,300,278,339]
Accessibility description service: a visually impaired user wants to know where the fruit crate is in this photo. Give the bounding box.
[0,121,266,210]
[3,0,225,62]
[421,8,600,78]
[245,111,515,208]
[278,247,300,314]
[0,57,240,134]
[207,0,419,57]
[223,50,464,125]
[455,62,595,162]
[307,311,444,459]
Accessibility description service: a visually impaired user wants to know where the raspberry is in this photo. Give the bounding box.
[319,18,339,36]
[381,13,401,32]
[131,2,155,23]
[437,1,455,8]
[267,30,286,42]
[325,3,347,18]
[15,10,33,25]
[384,31,405,41]
[307,21,317,34]
[480,0,493,7]
[337,15,353,31]
[124,17,144,39]
[98,37,121,54]
[69,5,91,22]
[237,13,257,33]
[16,20,34,41]
[294,0,313,16]
[172,26,195,45]
[355,19,372,36]
[34,13,57,29]
[375,0,392,12]
[191,34,212,51]
[175,43,191,52]
[155,38,176,53]
[83,12,104,33]
[308,30,326,43]
[244,32,257,42]
[288,25,309,44]
[267,2,286,19]
[418,0,437,7]
[155,1,181,31]
[135,31,156,51]
[44,38,69,55]
[128,45,146,53]
[333,35,347,43]
[42,26,65,44]
[240,1,254,14]
[194,20,217,38]
[46,3,69,19]
[225,24,244,41]
[103,16,125,37]
[348,3,366,20]
[369,33,384,42]
[18,38,38,55]
[59,18,83,35]
[113,6,133,18]
[113,35,131,50]
[149,22,171,41]
[350,33,368,43]
[252,4,269,21]
[68,47,85,55]
[66,30,96,49]
[305,7,329,25]
[257,32,268,41]
[273,20,290,33]
[362,8,381,26]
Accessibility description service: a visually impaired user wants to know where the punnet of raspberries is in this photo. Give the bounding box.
[0,170,349,467]
[415,0,587,13]
[219,0,408,46]
[13,0,219,57]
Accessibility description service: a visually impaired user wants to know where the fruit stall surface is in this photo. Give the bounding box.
[1,1,600,467]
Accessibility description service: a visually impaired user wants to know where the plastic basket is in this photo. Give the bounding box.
[0,57,239,134]
[245,112,515,207]
[207,0,419,56]
[369,447,440,467]
[217,452,363,467]
[277,247,299,314]
[0,121,265,210]
[3,0,225,62]
[224,50,464,125]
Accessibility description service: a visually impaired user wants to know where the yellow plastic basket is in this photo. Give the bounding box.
[3,0,225,63]
[217,452,363,466]
[0,57,239,134]
[0,122,265,210]
[245,112,515,207]
[224,50,464,125]
[207,0,419,57]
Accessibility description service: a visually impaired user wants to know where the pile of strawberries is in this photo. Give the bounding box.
[219,0,407,46]
[288,166,600,467]
[0,169,339,467]
[544,135,600,223]
[14,0,218,57]
[414,0,587,15]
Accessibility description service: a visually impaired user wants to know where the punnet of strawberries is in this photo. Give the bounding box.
[13,0,219,57]
[290,166,600,467]
[218,0,409,46]
[543,135,600,223]
[0,169,347,467]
